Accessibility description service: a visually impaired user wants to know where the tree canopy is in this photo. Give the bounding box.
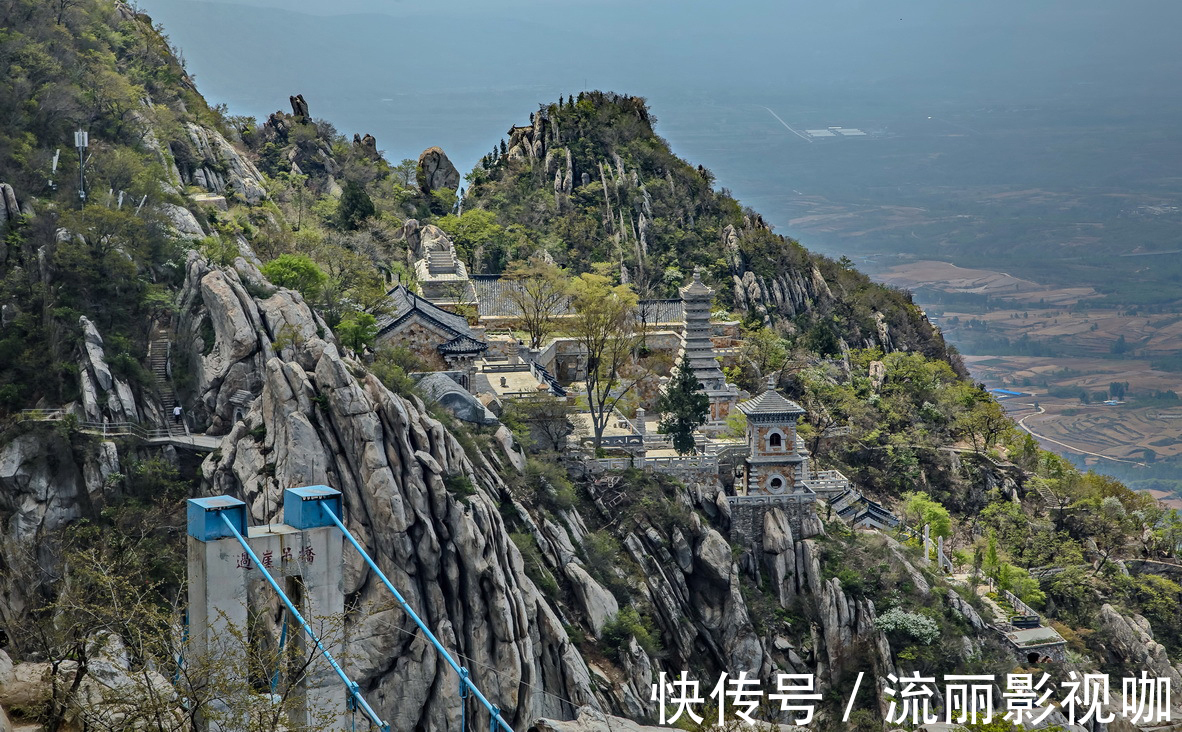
[657,353,710,455]
[567,273,641,450]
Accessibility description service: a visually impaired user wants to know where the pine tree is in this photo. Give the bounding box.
[657,354,710,455]
[499,139,508,156]
[335,180,375,231]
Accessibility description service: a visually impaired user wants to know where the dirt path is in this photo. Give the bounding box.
[1016,403,1146,467]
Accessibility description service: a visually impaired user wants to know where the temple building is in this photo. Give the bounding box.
[373,285,487,383]
[677,269,740,427]
[735,387,812,496]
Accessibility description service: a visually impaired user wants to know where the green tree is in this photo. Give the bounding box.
[803,318,842,357]
[501,394,580,453]
[657,354,710,455]
[502,255,569,348]
[567,272,642,451]
[984,534,1001,579]
[334,180,375,230]
[734,326,789,392]
[392,158,418,186]
[335,311,377,352]
[953,384,1009,452]
[437,209,513,272]
[261,254,328,301]
[902,491,952,539]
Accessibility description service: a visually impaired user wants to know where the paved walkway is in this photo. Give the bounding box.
[18,410,221,452]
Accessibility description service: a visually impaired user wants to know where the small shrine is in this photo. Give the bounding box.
[736,385,810,496]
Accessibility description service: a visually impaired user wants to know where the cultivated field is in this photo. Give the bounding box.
[872,261,1182,484]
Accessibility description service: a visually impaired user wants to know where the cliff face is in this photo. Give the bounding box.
[145,255,921,728]
[0,251,942,728]
[181,258,592,727]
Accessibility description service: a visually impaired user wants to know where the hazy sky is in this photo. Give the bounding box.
[136,0,1182,227]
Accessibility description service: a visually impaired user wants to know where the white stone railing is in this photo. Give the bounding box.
[588,454,719,474]
[1002,589,1040,620]
[727,492,815,505]
[801,469,851,495]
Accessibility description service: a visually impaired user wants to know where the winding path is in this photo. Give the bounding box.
[1015,403,1146,467]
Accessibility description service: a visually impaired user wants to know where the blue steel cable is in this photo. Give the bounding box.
[318,504,515,732]
[460,667,468,731]
[174,609,188,684]
[216,513,390,732]
[270,613,288,694]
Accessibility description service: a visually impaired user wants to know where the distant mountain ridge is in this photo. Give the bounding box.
[464,91,960,368]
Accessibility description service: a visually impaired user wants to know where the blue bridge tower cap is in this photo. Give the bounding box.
[283,486,342,529]
[187,495,248,541]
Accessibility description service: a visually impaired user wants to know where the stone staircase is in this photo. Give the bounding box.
[147,317,184,436]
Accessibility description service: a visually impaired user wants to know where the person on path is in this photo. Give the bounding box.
[173,403,183,425]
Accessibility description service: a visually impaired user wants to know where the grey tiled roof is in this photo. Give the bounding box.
[470,275,683,323]
[470,275,524,317]
[736,390,806,418]
[678,269,713,298]
[440,334,488,355]
[637,299,684,324]
[375,286,483,349]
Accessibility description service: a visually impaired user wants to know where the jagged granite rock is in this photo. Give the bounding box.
[1097,604,1182,689]
[176,252,332,434]
[882,534,931,597]
[353,132,380,159]
[80,316,114,392]
[418,146,460,193]
[195,273,602,728]
[671,527,693,573]
[0,431,87,545]
[564,564,618,636]
[0,656,55,714]
[76,316,138,423]
[0,183,22,266]
[160,202,205,239]
[946,589,988,631]
[290,93,309,119]
[180,122,267,204]
[71,634,184,730]
[763,507,797,608]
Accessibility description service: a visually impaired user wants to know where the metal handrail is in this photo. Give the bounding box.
[217,513,389,731]
[18,410,175,441]
[319,504,514,732]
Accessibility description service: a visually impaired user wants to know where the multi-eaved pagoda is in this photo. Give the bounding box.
[677,269,740,429]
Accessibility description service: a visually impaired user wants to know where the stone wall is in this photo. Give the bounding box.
[375,320,448,371]
[728,494,818,550]
[746,463,800,494]
[1012,640,1068,664]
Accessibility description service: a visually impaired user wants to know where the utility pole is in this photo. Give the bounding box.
[48,149,60,191]
[74,129,88,208]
